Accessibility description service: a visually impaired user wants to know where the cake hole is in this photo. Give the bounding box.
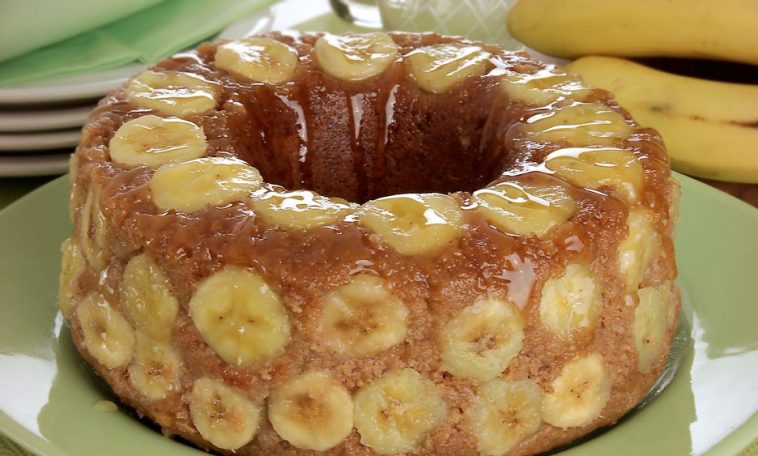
[229,77,512,203]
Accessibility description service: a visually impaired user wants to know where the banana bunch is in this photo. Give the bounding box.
[508,0,758,65]
[507,0,758,183]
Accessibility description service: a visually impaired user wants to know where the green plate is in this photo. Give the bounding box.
[0,174,756,456]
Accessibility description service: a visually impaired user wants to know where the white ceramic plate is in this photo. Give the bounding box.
[0,130,80,152]
[0,9,274,106]
[0,104,93,133]
[0,153,70,177]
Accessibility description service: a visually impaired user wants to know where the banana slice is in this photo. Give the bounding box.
[314,32,398,82]
[126,70,217,117]
[68,153,80,223]
[120,253,179,341]
[354,368,447,455]
[189,266,291,367]
[150,157,263,213]
[77,292,136,369]
[79,183,108,270]
[441,297,525,382]
[541,353,612,429]
[405,43,492,94]
[251,190,355,230]
[189,377,262,450]
[128,332,182,401]
[633,283,674,374]
[59,238,86,319]
[523,102,633,146]
[268,371,353,451]
[501,66,592,106]
[618,208,660,292]
[539,263,602,339]
[544,147,644,202]
[464,379,543,456]
[215,37,299,84]
[110,115,207,169]
[319,273,408,357]
[358,193,464,256]
[473,180,576,237]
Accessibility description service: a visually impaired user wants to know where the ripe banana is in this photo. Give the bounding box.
[507,0,758,65]
[617,208,660,292]
[128,332,182,401]
[633,283,675,374]
[541,353,612,429]
[189,377,262,450]
[405,43,492,94]
[314,32,399,82]
[189,266,291,367]
[464,379,543,456]
[76,292,136,369]
[150,157,263,213]
[473,179,576,238]
[110,115,207,169]
[566,56,758,183]
[441,297,525,382]
[126,70,217,117]
[215,37,300,84]
[120,254,179,341]
[251,190,355,230]
[539,263,601,339]
[353,368,447,455]
[318,273,409,357]
[58,238,85,319]
[358,193,464,256]
[268,371,353,451]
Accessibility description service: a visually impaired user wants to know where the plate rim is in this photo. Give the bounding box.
[0,104,94,133]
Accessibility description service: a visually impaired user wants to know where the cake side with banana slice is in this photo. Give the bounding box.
[60,31,680,456]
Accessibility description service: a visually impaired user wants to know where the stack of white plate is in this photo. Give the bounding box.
[0,63,149,177]
[0,8,274,177]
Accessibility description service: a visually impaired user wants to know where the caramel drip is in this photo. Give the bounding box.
[347,92,367,202]
[296,84,314,189]
[275,90,308,187]
[375,84,399,200]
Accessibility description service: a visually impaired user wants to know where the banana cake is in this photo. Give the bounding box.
[59,31,680,456]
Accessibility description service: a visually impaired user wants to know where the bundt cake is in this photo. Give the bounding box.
[59,31,680,456]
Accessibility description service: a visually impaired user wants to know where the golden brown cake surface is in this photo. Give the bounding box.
[60,31,680,456]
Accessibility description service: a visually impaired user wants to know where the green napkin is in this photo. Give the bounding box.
[0,0,278,87]
[0,0,162,62]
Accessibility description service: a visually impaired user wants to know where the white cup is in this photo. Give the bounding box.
[329,0,520,48]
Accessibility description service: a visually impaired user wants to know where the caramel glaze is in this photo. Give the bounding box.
[69,31,680,456]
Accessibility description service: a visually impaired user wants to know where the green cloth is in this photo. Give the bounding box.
[0,0,162,62]
[0,0,278,86]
